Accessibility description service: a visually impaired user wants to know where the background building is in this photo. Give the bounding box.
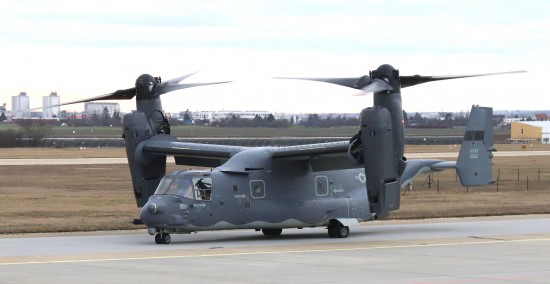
[42,92,60,119]
[11,92,30,119]
[84,102,120,116]
[190,110,294,122]
[511,121,550,144]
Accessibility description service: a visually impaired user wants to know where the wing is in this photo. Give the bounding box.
[270,141,362,172]
[141,134,249,167]
[141,135,357,171]
[271,141,349,158]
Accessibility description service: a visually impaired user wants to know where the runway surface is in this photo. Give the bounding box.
[1,215,549,283]
[1,150,549,165]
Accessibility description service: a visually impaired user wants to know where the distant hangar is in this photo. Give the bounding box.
[511,121,550,144]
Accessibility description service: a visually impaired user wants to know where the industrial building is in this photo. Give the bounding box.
[511,121,550,144]
[42,92,60,118]
[11,92,30,119]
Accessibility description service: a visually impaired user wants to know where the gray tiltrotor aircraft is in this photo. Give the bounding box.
[57,64,519,244]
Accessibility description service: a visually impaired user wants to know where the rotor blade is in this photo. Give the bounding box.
[23,87,137,113]
[360,78,393,93]
[400,70,526,88]
[275,77,361,88]
[163,71,201,84]
[17,72,228,113]
[152,81,232,96]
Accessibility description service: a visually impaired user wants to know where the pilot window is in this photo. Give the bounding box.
[166,178,194,199]
[154,177,212,201]
[155,178,193,198]
[192,177,213,201]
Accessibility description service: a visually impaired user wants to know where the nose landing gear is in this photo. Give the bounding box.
[154,232,171,244]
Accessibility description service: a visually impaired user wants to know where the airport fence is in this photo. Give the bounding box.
[411,166,550,194]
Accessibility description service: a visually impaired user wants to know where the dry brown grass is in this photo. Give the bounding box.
[0,164,139,234]
[0,148,127,159]
[393,155,550,219]
[1,146,549,234]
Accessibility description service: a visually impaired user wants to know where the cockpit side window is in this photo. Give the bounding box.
[173,179,194,199]
[155,178,194,199]
[192,177,212,201]
[154,176,212,201]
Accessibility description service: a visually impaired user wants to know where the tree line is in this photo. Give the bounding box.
[60,108,122,127]
[0,119,55,147]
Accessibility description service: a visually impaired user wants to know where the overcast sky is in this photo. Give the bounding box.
[1,0,548,114]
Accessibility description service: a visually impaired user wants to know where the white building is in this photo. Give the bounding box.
[84,102,120,116]
[42,92,60,119]
[11,92,30,119]
[502,117,523,125]
[192,111,215,121]
[191,110,294,122]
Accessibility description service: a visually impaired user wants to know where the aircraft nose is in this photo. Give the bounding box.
[140,201,188,228]
[146,202,165,214]
[140,202,166,227]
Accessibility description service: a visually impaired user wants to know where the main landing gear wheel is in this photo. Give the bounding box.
[328,222,350,238]
[155,233,171,244]
[262,228,283,236]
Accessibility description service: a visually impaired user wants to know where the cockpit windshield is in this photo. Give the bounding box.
[154,176,212,201]
[154,178,173,195]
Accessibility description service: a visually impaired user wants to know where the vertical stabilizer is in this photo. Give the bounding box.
[456,105,495,186]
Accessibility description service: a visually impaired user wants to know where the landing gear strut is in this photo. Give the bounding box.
[327,221,350,238]
[155,232,171,244]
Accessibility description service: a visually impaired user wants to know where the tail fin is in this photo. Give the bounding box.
[456,105,496,186]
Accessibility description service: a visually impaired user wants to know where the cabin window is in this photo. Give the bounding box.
[250,180,266,199]
[315,176,329,196]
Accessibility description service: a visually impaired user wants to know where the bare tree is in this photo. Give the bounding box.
[14,119,55,146]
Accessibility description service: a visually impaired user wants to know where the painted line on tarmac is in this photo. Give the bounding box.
[1,237,549,266]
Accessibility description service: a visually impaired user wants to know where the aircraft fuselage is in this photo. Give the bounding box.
[140,166,373,235]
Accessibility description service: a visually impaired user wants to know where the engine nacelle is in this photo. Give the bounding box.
[359,106,401,218]
[123,109,169,207]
